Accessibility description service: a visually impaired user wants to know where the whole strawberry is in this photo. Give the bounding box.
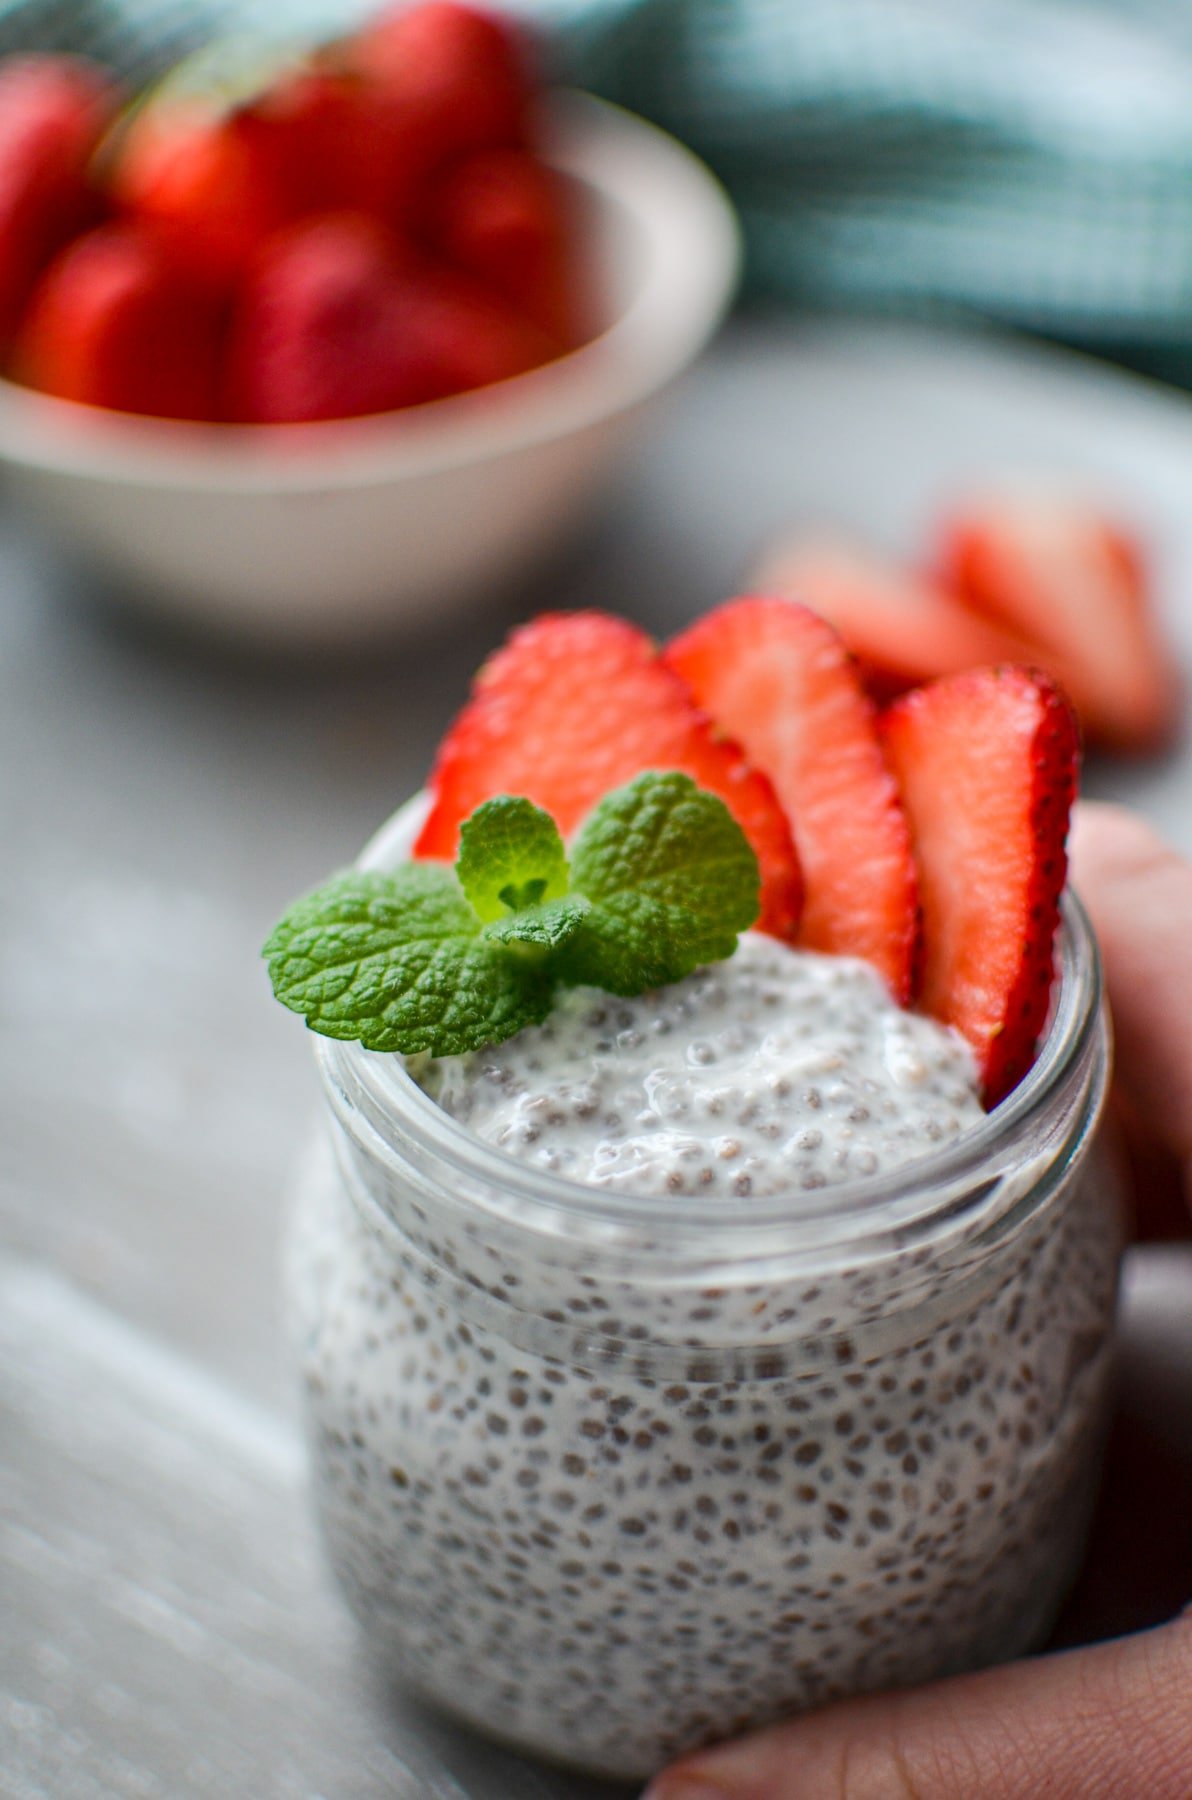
[14,221,224,417]
[425,147,586,347]
[226,213,429,423]
[108,71,295,290]
[13,221,222,419]
[0,55,113,347]
[240,58,420,225]
[349,1,534,178]
[395,263,561,399]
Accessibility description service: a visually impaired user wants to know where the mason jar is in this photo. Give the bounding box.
[286,796,1124,1782]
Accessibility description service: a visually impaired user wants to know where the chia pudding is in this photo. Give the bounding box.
[288,803,1123,1780]
[412,934,986,1200]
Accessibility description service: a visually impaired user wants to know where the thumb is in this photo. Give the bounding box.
[1069,802,1192,1184]
[642,1612,1192,1799]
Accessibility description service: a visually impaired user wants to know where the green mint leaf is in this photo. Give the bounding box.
[560,771,760,994]
[482,894,591,951]
[263,866,552,1056]
[456,796,569,923]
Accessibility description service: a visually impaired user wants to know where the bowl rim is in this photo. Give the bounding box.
[0,90,741,494]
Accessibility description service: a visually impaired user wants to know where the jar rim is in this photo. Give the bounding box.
[316,794,1104,1249]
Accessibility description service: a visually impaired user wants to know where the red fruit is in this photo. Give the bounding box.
[13,222,222,419]
[881,667,1080,1106]
[227,218,558,425]
[415,611,804,939]
[425,147,586,346]
[0,55,113,345]
[242,59,422,226]
[751,537,1042,703]
[666,597,918,1001]
[350,1,533,173]
[939,498,1182,753]
[242,63,369,213]
[398,263,560,398]
[226,213,430,423]
[110,97,294,288]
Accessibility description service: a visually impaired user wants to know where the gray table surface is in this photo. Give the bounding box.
[3,317,1192,1800]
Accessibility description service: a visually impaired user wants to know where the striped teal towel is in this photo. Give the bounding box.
[7,0,1192,377]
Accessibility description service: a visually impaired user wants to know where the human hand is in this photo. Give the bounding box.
[644,803,1192,1800]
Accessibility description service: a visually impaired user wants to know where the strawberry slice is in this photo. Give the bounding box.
[750,537,1043,703]
[665,597,918,1001]
[14,222,222,419]
[415,611,804,939]
[0,55,113,346]
[938,498,1182,754]
[881,667,1080,1106]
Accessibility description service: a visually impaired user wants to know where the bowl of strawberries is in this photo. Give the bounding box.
[0,4,740,646]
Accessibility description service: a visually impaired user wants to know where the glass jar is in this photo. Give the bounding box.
[287,797,1124,1782]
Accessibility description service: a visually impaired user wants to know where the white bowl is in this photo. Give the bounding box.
[0,92,739,648]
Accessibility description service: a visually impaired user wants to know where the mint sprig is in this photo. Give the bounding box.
[263,771,760,1058]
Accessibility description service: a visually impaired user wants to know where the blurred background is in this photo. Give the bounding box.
[2,4,1191,1797]
[10,0,1192,380]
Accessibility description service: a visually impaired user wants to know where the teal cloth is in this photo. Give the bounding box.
[8,0,1192,378]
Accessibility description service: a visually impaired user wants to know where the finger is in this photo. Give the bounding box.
[643,1612,1192,1799]
[1069,803,1192,1190]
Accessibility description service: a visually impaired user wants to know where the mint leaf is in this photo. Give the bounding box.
[263,866,552,1055]
[456,796,570,922]
[561,771,760,994]
[483,894,590,951]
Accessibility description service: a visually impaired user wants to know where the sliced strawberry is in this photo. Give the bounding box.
[226,213,428,423]
[423,147,586,347]
[938,498,1182,753]
[751,537,1043,703]
[349,2,533,176]
[13,222,222,419]
[881,667,1080,1106]
[665,597,918,1001]
[415,611,803,938]
[0,55,113,346]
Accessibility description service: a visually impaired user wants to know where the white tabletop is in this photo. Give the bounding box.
[3,316,1190,1800]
